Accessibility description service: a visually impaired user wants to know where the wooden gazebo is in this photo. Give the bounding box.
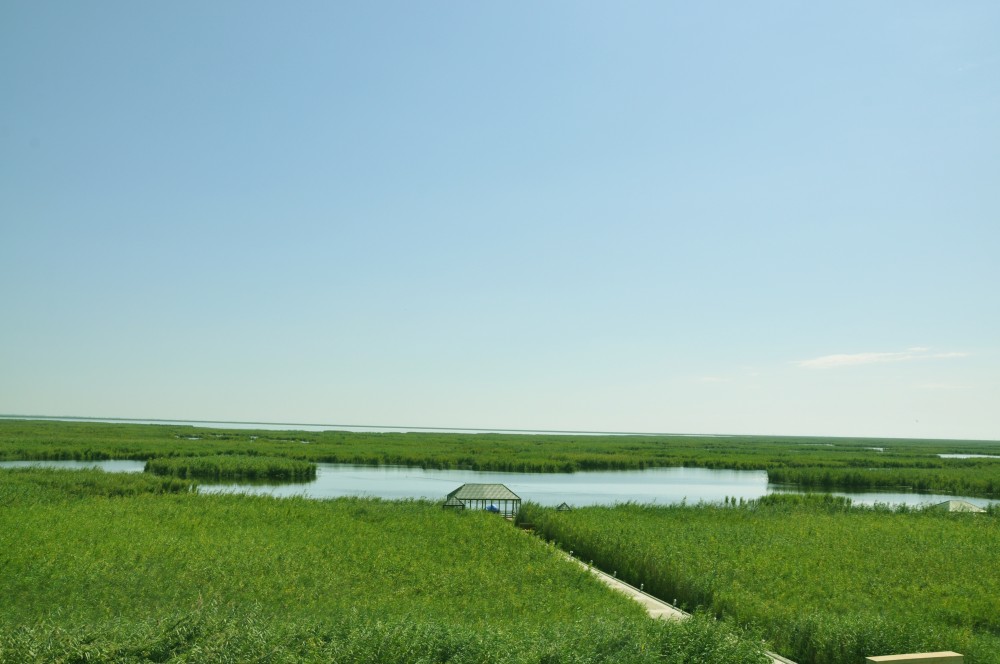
[446,483,521,517]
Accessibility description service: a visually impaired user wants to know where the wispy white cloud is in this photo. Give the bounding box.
[796,348,970,369]
[956,55,1000,73]
[696,376,730,384]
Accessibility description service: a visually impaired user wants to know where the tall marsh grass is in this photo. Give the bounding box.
[520,495,1000,664]
[0,468,769,663]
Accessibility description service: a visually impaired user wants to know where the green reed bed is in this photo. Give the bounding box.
[766,464,1000,496]
[0,609,767,664]
[0,468,769,664]
[519,495,1000,664]
[3,419,998,496]
[144,453,317,481]
[0,466,196,499]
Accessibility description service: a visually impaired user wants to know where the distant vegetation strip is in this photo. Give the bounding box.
[144,454,317,481]
[767,465,1000,497]
[2,419,999,496]
[0,468,769,664]
[519,495,1000,664]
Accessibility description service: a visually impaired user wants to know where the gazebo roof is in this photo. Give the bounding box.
[442,496,466,508]
[931,499,985,513]
[447,483,520,501]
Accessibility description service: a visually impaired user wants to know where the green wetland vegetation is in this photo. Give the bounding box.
[0,468,768,664]
[519,495,1000,664]
[2,418,999,497]
[144,454,317,481]
[2,419,998,662]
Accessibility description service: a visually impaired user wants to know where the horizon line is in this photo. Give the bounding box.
[0,413,690,437]
[1,413,996,443]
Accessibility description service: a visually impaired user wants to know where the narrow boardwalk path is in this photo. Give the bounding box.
[567,555,797,664]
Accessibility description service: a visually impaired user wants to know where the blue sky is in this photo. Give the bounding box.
[2,2,997,439]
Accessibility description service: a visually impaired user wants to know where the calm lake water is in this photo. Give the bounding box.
[939,453,1000,459]
[2,460,996,509]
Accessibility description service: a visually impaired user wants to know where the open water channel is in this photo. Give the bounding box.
[2,459,996,509]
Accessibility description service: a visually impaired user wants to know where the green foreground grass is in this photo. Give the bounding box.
[0,468,769,664]
[2,419,999,496]
[519,495,1000,664]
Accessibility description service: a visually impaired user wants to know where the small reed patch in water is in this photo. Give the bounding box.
[144,454,316,481]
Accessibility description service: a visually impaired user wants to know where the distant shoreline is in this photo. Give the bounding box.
[2,414,996,443]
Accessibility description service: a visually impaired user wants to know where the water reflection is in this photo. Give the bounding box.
[2,460,996,509]
[197,465,773,507]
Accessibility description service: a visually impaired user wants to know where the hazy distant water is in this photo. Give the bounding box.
[0,415,719,437]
